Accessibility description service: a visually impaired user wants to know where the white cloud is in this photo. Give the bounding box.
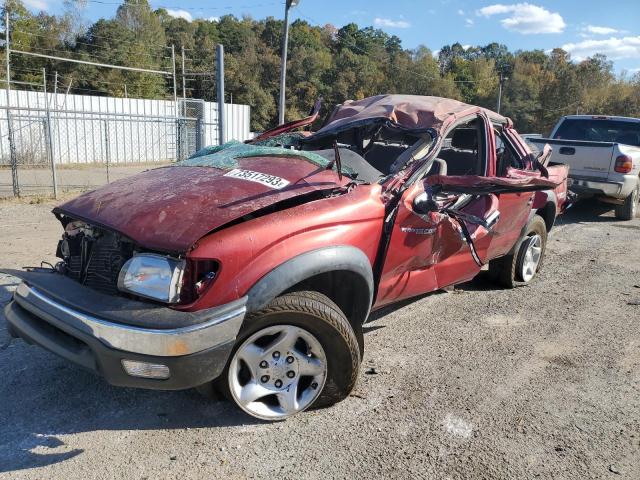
[477,3,565,34]
[584,25,619,35]
[465,18,474,26]
[23,0,48,10]
[166,9,193,22]
[462,44,472,50]
[562,36,640,61]
[208,16,220,22]
[457,9,465,15]
[373,17,411,29]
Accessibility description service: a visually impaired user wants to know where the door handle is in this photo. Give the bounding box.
[559,147,575,155]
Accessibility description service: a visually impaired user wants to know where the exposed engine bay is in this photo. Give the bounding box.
[55,218,135,296]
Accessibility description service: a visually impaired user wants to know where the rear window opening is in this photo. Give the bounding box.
[554,119,640,146]
[422,117,487,180]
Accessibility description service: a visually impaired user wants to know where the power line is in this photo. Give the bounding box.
[11,41,172,70]
[11,49,171,75]
[13,29,168,61]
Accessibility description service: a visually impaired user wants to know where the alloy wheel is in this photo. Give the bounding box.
[519,234,542,282]
[228,324,327,420]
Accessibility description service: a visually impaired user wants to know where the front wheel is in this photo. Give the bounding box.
[489,215,548,288]
[218,291,361,420]
[614,183,639,220]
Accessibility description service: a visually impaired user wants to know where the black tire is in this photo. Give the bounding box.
[488,215,548,289]
[614,183,639,221]
[202,291,361,414]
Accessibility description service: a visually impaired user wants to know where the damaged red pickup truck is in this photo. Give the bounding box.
[4,95,568,420]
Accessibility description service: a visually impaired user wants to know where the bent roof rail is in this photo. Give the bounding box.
[313,95,509,139]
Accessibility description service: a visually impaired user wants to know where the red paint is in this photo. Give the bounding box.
[55,156,347,253]
[252,99,321,142]
[183,185,385,311]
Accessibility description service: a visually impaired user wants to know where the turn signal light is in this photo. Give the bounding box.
[122,360,170,379]
[614,155,633,174]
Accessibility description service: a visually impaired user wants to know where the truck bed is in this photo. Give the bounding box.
[528,137,616,180]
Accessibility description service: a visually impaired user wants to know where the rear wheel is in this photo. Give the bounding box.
[489,215,547,288]
[214,291,361,420]
[614,183,639,220]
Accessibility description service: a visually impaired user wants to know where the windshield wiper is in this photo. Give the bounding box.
[325,141,343,181]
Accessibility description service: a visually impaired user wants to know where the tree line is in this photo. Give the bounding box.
[2,0,640,134]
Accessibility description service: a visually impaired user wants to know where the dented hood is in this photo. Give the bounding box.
[55,156,345,253]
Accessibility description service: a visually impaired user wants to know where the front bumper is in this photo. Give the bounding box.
[3,271,246,390]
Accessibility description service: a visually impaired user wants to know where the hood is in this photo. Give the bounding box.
[55,155,345,253]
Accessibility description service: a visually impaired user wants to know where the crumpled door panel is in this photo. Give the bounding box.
[377,188,498,306]
[425,173,560,194]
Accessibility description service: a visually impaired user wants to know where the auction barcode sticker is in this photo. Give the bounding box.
[224,168,291,189]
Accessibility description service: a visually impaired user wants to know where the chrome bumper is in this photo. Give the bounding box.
[569,177,623,197]
[13,282,247,357]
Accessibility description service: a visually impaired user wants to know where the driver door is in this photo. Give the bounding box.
[376,181,499,307]
[375,128,559,308]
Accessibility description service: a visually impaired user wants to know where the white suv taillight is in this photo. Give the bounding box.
[614,155,633,174]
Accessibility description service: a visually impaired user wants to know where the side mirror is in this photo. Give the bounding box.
[413,191,439,215]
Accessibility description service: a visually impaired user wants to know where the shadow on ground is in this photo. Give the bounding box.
[0,334,263,473]
[556,197,619,225]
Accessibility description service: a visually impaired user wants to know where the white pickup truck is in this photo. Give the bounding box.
[529,115,640,220]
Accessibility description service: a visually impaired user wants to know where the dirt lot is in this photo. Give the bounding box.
[0,197,639,479]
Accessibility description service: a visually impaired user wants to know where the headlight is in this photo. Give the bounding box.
[117,253,185,303]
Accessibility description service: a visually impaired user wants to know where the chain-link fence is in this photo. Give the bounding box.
[0,90,250,198]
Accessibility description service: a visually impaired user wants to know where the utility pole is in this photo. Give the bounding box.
[43,68,58,199]
[171,44,180,159]
[216,44,225,145]
[5,10,19,197]
[496,72,508,114]
[171,44,178,106]
[278,0,300,125]
[181,45,186,112]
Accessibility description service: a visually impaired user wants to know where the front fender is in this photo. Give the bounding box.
[183,184,385,313]
[246,246,374,315]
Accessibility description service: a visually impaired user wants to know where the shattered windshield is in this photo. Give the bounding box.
[177,140,333,170]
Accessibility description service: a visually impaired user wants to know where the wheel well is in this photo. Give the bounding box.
[285,270,371,350]
[536,202,556,232]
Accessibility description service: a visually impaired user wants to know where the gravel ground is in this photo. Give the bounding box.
[0,197,639,479]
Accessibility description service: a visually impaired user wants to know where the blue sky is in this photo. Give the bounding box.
[25,0,640,73]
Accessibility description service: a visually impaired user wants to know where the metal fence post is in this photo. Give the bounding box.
[43,68,58,198]
[103,119,110,183]
[7,112,19,197]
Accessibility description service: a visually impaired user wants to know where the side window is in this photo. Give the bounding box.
[435,118,486,177]
[494,130,525,176]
